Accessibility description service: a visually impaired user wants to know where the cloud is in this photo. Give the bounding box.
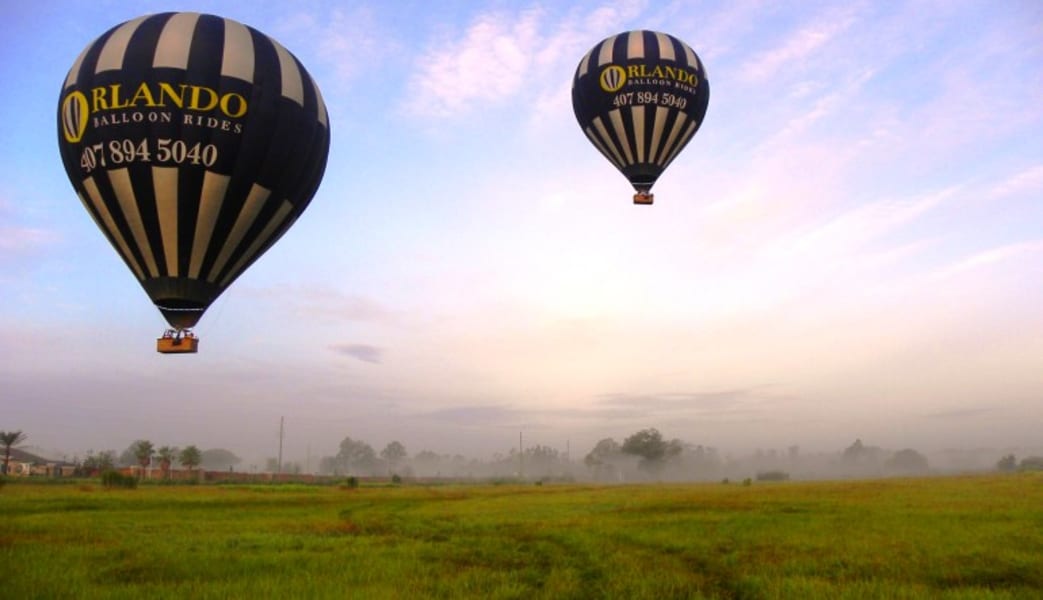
[251,284,396,323]
[314,7,389,84]
[792,186,952,256]
[595,389,774,418]
[416,405,517,425]
[923,406,1002,419]
[403,9,542,118]
[738,7,857,82]
[401,0,648,120]
[0,198,59,263]
[331,343,383,364]
[269,6,388,86]
[933,240,1043,279]
[985,164,1043,201]
[0,225,55,257]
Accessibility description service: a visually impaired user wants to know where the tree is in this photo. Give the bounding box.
[523,445,562,479]
[1,430,27,475]
[80,450,116,475]
[584,438,621,469]
[842,438,884,467]
[621,428,681,473]
[842,439,865,462]
[1020,456,1043,471]
[996,454,1017,472]
[179,446,202,471]
[200,448,241,470]
[318,455,340,476]
[885,449,929,473]
[411,450,441,477]
[381,441,408,475]
[584,438,623,481]
[156,446,179,479]
[131,440,155,474]
[337,437,378,475]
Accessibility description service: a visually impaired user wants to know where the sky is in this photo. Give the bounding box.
[2,0,1041,467]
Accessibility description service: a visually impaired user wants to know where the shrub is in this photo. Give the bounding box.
[742,478,752,486]
[996,454,1018,472]
[391,474,402,484]
[342,476,359,489]
[756,471,790,482]
[100,470,137,489]
[1020,456,1043,471]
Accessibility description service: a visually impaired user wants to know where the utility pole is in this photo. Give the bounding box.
[519,431,524,480]
[277,416,284,475]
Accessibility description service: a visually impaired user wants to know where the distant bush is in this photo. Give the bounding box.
[996,454,1018,472]
[721,478,730,484]
[340,476,359,490]
[756,471,790,482]
[391,474,402,484]
[886,449,930,473]
[742,478,752,486]
[0,477,6,490]
[1020,456,1043,471]
[100,470,137,489]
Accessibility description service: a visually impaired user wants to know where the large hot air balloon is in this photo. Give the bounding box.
[57,12,330,353]
[572,31,709,204]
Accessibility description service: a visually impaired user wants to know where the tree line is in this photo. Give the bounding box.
[3,427,1043,482]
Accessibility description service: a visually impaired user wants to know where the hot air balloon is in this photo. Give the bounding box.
[57,12,330,353]
[572,30,709,204]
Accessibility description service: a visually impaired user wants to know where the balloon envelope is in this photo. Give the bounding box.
[58,12,330,329]
[572,30,709,195]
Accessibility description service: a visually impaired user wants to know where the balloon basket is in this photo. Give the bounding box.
[157,330,198,354]
[633,192,654,205]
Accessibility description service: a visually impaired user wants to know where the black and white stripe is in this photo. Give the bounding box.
[58,12,330,328]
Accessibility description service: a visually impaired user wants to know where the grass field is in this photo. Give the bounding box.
[1,473,1041,599]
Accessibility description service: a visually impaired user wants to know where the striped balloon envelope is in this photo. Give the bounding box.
[572,31,709,204]
[57,12,330,349]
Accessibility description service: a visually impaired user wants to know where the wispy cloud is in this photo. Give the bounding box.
[416,405,516,425]
[923,406,1002,419]
[933,240,1043,279]
[272,6,388,86]
[0,198,59,262]
[791,186,953,257]
[738,7,857,82]
[403,9,543,118]
[985,164,1043,201]
[331,343,383,364]
[401,0,647,120]
[251,284,396,323]
[592,389,787,423]
[0,225,55,256]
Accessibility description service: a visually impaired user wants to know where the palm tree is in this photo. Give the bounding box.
[1,430,28,475]
[156,446,179,480]
[131,440,155,478]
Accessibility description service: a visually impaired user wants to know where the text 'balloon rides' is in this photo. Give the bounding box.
[57,12,330,353]
[572,30,709,205]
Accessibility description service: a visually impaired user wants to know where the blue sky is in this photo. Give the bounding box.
[2,1,1041,465]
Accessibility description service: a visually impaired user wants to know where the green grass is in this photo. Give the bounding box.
[1,474,1041,599]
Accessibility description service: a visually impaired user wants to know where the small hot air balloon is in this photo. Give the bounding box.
[572,30,709,204]
[57,12,330,353]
